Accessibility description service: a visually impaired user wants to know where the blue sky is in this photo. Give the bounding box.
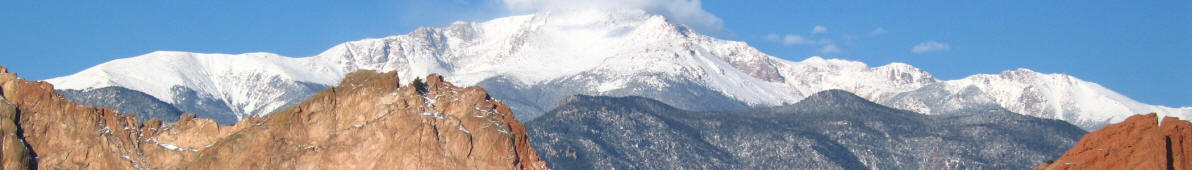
[0,0,1188,106]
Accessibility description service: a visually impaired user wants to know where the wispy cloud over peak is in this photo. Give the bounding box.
[820,44,842,53]
[912,40,950,54]
[783,34,808,45]
[764,33,831,46]
[502,0,724,34]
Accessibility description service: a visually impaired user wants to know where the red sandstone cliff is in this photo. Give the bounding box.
[1037,113,1191,170]
[0,66,547,169]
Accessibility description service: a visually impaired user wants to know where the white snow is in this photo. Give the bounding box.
[458,125,471,134]
[938,68,1190,129]
[149,138,201,152]
[45,52,344,119]
[159,143,180,151]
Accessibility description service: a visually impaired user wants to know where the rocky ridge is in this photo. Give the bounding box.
[0,66,545,169]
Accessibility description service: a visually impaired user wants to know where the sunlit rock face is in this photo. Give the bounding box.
[0,66,547,169]
[1036,113,1192,170]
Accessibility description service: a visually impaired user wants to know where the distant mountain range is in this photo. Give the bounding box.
[527,90,1085,169]
[44,8,1189,130]
[0,64,1090,169]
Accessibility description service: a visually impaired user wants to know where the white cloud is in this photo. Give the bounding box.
[870,27,887,36]
[912,41,950,54]
[812,25,828,34]
[783,34,808,45]
[502,0,725,34]
[820,44,842,53]
[763,33,781,41]
[766,33,833,46]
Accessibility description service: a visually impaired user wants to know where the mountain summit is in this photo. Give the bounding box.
[45,8,1188,130]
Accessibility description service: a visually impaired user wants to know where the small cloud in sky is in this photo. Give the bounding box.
[870,27,887,36]
[820,44,842,53]
[912,41,950,54]
[783,34,808,45]
[763,25,851,51]
[812,25,828,34]
[764,33,781,41]
[766,34,830,46]
[503,0,725,34]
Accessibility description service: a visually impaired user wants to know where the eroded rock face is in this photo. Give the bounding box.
[0,66,546,169]
[0,85,32,169]
[1037,113,1191,170]
[1,66,148,169]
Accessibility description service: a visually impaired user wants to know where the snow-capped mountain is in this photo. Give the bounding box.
[773,57,940,102]
[897,68,1189,129]
[47,52,341,123]
[881,83,1005,116]
[309,9,811,117]
[45,8,1188,130]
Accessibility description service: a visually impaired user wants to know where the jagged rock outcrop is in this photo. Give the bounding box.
[1,66,147,169]
[0,67,32,169]
[0,65,546,169]
[179,71,547,169]
[1036,113,1191,170]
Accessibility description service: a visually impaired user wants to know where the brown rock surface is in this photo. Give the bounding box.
[1036,113,1191,170]
[0,65,547,169]
[0,89,32,169]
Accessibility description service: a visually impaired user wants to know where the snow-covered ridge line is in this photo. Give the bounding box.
[943,68,1190,128]
[43,8,1188,130]
[46,51,346,118]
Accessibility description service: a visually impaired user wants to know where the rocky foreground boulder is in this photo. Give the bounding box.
[1037,113,1190,169]
[0,66,546,169]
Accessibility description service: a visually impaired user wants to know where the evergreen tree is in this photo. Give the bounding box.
[412,77,427,95]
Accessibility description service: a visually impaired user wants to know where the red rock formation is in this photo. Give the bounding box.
[1037,113,1191,170]
[0,67,33,169]
[1,66,148,169]
[0,65,547,169]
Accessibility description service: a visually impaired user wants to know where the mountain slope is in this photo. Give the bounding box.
[886,68,1191,129]
[307,8,811,118]
[46,52,337,124]
[2,66,547,169]
[527,90,1086,169]
[57,86,185,122]
[47,9,808,122]
[880,83,1004,116]
[45,8,1188,129]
